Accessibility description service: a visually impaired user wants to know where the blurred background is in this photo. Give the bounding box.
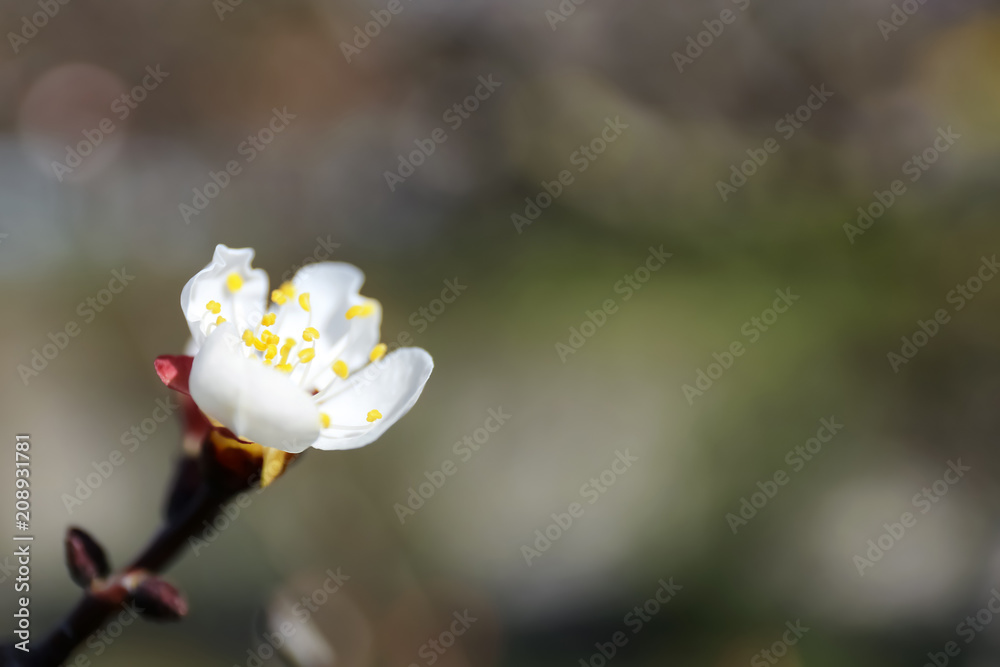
[2,0,1000,664]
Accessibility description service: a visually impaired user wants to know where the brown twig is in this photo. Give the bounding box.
[2,445,254,667]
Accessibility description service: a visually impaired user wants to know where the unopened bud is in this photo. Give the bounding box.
[133,577,188,621]
[65,527,110,587]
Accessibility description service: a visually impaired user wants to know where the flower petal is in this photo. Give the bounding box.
[312,347,433,451]
[269,262,375,389]
[305,296,383,392]
[154,355,193,395]
[181,245,269,352]
[188,324,321,453]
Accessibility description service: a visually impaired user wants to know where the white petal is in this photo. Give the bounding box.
[189,324,321,453]
[312,348,433,451]
[181,245,269,352]
[305,296,382,392]
[269,262,376,389]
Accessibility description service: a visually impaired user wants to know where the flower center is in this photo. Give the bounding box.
[200,276,388,436]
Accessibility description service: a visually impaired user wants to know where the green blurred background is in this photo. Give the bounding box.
[3,0,1000,665]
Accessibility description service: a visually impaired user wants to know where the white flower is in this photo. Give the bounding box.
[179,244,433,454]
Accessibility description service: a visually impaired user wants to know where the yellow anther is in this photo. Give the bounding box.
[253,337,267,352]
[298,348,315,363]
[280,282,296,298]
[226,273,243,292]
[265,344,277,360]
[369,343,387,362]
[216,316,226,325]
[206,300,221,315]
[263,332,279,345]
[320,413,331,428]
[299,293,311,312]
[275,363,293,373]
[366,409,382,423]
[242,329,254,347]
[303,327,320,342]
[271,290,288,305]
[332,360,349,379]
[261,313,276,326]
[346,302,376,320]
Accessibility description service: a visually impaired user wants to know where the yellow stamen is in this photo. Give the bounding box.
[303,327,320,342]
[346,302,376,320]
[271,290,287,305]
[253,337,267,352]
[366,409,382,423]
[320,413,331,428]
[280,282,296,298]
[332,360,349,379]
[242,329,254,347]
[226,273,243,292]
[216,316,226,325]
[298,293,311,312]
[261,313,276,326]
[369,343,387,362]
[276,363,293,373]
[278,338,293,362]
[298,349,315,363]
[206,300,221,315]
[264,344,277,360]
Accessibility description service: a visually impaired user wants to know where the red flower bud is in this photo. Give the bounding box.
[65,527,110,588]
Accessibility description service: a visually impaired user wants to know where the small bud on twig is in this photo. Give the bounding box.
[133,576,189,621]
[65,527,110,588]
